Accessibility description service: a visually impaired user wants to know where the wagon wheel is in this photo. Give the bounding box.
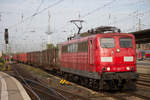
[64,73,68,80]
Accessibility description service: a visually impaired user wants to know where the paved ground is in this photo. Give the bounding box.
[0,72,31,100]
[136,60,150,74]
[137,60,150,65]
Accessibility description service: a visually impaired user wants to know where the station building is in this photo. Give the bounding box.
[131,29,150,59]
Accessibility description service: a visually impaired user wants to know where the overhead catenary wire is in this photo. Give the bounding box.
[81,0,117,18]
[7,0,64,52]
[21,0,45,36]
[27,0,44,25]
[112,0,150,31]
[111,9,150,32]
[33,0,64,16]
[56,0,149,33]
[7,0,64,50]
[34,0,44,16]
[55,0,117,34]
[112,8,150,25]
[8,0,64,29]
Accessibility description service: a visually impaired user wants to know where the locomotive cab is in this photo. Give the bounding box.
[96,33,138,90]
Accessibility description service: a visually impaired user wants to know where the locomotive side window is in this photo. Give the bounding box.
[62,41,88,53]
[120,37,132,48]
[68,44,78,52]
[72,43,78,52]
[100,38,115,48]
[68,44,72,52]
[62,43,78,53]
[78,41,88,52]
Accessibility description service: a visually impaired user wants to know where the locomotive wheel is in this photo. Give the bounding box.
[93,80,99,90]
[107,80,118,90]
[74,75,79,83]
[80,77,85,86]
[84,78,89,87]
[130,80,136,91]
[88,79,93,88]
[124,79,136,91]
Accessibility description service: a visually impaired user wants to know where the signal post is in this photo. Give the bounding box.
[4,28,10,63]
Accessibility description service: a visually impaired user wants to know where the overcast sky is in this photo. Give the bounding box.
[0,0,150,53]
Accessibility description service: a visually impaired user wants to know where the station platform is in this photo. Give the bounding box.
[0,72,31,100]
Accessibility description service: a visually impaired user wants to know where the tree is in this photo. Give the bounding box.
[46,44,55,49]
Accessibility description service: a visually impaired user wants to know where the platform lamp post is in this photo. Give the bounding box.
[45,10,53,47]
[42,39,46,50]
[23,38,27,53]
[40,38,45,66]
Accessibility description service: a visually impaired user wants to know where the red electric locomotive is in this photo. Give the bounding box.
[60,32,138,90]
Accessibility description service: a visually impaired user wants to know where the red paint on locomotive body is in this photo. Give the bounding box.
[60,33,136,76]
[97,33,136,73]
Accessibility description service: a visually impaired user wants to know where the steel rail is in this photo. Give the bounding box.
[12,66,68,100]
[12,67,41,100]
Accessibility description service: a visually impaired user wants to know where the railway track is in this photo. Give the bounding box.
[139,73,150,79]
[105,78,150,100]
[137,73,150,87]
[10,64,91,100]
[105,91,150,100]
[8,63,150,100]
[37,79,91,100]
[46,68,150,100]
[11,65,68,100]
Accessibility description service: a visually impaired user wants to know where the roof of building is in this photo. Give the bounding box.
[130,29,150,43]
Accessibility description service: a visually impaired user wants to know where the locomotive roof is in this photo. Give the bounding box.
[61,33,134,45]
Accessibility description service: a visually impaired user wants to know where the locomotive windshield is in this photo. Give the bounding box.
[100,38,115,48]
[120,37,132,48]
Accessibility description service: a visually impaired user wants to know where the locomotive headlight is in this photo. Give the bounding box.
[126,67,130,70]
[107,67,110,71]
[117,49,120,52]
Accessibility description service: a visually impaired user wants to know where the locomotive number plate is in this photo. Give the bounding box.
[101,57,113,62]
[124,56,133,62]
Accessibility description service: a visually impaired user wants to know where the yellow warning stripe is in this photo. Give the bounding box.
[60,79,70,85]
